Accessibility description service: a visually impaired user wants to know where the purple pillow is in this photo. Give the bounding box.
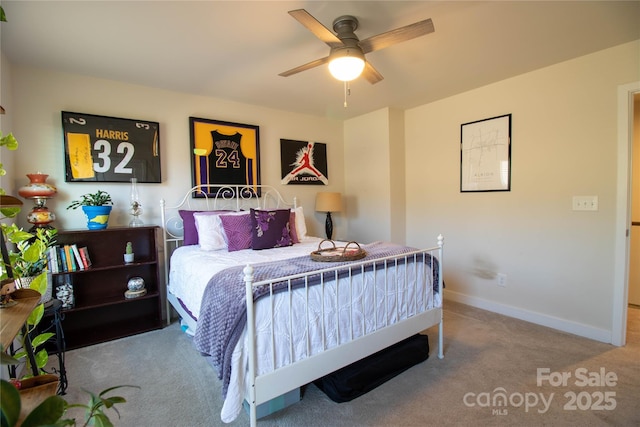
[250,209,293,250]
[220,213,252,252]
[178,210,229,245]
[178,210,203,245]
[289,211,299,244]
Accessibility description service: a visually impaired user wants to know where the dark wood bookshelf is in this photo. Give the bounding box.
[51,226,163,349]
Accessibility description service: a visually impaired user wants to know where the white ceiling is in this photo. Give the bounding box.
[1,1,639,120]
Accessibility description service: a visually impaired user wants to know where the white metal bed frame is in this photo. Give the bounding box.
[160,185,444,427]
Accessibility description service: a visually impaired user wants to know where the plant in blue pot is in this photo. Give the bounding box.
[67,190,113,230]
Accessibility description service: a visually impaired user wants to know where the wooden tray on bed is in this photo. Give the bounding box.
[310,240,366,262]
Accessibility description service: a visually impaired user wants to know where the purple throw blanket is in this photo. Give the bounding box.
[192,241,440,397]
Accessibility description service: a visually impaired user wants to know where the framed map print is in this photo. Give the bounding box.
[460,114,511,192]
[62,111,161,183]
[189,117,261,198]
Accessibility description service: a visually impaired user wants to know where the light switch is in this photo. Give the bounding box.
[572,196,598,211]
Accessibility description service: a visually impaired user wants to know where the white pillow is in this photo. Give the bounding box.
[293,206,307,240]
[193,212,226,251]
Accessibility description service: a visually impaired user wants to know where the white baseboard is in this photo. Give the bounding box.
[443,290,613,344]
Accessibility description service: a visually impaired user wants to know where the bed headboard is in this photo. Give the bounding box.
[160,184,297,288]
[161,184,296,245]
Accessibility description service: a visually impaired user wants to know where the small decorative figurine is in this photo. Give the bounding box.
[124,241,134,263]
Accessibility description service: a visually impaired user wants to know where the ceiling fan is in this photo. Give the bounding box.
[279,9,435,84]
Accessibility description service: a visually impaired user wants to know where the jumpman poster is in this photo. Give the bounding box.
[280,139,328,185]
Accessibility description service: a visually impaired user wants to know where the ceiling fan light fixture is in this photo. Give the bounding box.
[328,47,365,82]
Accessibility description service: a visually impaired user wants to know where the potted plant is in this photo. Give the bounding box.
[66,190,113,230]
[124,241,134,263]
[0,375,137,427]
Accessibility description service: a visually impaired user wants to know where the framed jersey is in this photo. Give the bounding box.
[189,117,261,198]
[62,111,161,183]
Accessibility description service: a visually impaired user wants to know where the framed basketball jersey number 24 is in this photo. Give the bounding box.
[62,111,161,183]
[189,117,261,197]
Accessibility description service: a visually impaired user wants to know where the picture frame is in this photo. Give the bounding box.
[62,111,161,183]
[189,117,261,198]
[280,139,328,185]
[460,114,511,192]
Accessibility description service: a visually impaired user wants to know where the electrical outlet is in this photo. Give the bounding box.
[497,273,507,287]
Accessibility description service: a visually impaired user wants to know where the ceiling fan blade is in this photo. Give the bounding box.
[362,62,384,84]
[358,18,434,54]
[279,56,330,77]
[288,9,344,48]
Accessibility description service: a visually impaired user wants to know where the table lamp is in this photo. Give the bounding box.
[315,192,343,240]
[17,173,57,231]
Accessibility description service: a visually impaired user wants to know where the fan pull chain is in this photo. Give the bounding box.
[343,81,352,108]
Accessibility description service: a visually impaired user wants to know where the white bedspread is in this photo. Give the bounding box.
[168,237,324,320]
[168,238,440,423]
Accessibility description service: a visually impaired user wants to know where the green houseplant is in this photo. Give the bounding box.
[0,378,138,427]
[1,225,57,279]
[0,225,57,376]
[67,191,113,230]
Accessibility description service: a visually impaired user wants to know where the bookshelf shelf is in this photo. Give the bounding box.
[51,226,163,349]
[59,290,160,313]
[52,260,157,275]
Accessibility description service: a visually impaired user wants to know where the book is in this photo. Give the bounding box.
[71,244,85,270]
[53,246,60,273]
[53,246,59,272]
[79,247,92,269]
[59,246,68,272]
[46,247,54,273]
[48,246,59,273]
[64,245,75,271]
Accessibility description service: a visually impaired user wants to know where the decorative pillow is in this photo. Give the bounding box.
[179,210,229,245]
[289,211,299,244]
[178,210,203,245]
[219,213,252,252]
[193,212,227,251]
[293,206,307,240]
[250,209,293,250]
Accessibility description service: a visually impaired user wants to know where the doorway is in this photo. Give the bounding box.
[613,82,640,347]
[628,94,640,344]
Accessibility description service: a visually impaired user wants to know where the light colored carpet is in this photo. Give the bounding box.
[57,301,640,426]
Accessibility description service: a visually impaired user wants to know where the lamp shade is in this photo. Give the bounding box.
[328,47,365,82]
[316,192,343,213]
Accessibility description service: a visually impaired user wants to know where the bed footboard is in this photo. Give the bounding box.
[243,235,444,426]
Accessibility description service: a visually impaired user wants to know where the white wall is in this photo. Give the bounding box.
[0,51,17,199]
[403,40,640,342]
[344,107,406,244]
[7,66,344,239]
[344,108,393,243]
[388,108,406,244]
